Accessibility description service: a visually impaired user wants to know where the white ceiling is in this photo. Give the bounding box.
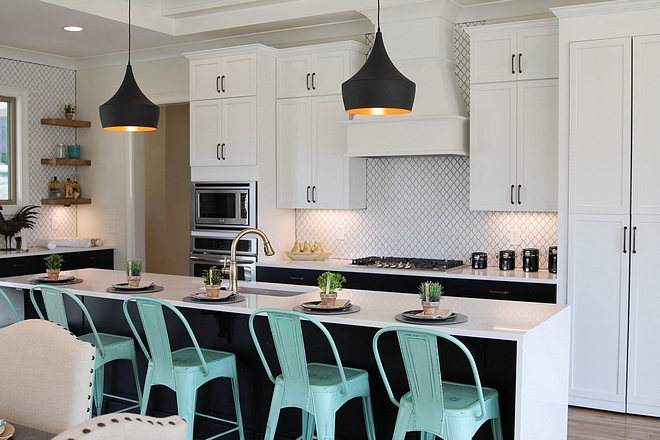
[0,0,604,64]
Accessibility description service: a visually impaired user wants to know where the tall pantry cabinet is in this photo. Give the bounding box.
[565,31,660,415]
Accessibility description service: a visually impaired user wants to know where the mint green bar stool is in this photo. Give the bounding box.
[249,308,376,440]
[30,285,142,416]
[373,326,503,440]
[123,296,244,440]
[0,287,21,325]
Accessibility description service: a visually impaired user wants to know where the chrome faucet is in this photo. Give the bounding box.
[224,228,275,294]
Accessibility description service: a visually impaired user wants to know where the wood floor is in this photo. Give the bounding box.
[568,406,660,439]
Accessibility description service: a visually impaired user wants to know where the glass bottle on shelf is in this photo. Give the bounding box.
[54,143,67,159]
[64,178,75,198]
[48,176,62,198]
[72,174,81,198]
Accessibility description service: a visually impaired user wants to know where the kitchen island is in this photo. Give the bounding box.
[0,269,569,440]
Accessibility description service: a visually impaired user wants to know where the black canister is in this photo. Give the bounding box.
[471,252,488,269]
[499,250,516,271]
[548,246,557,273]
[522,248,540,272]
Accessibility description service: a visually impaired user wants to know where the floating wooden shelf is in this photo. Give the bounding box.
[41,198,91,206]
[41,158,91,166]
[40,118,91,128]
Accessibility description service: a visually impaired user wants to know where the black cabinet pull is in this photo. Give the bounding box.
[510,185,515,204]
[623,226,628,253]
[312,186,316,203]
[312,72,316,90]
[221,143,226,160]
[306,73,311,90]
[489,290,509,295]
[306,186,311,203]
[216,143,222,160]
[512,54,515,74]
[632,226,637,254]
[216,76,221,93]
[289,276,305,281]
[519,53,523,73]
[221,75,226,92]
[518,184,522,204]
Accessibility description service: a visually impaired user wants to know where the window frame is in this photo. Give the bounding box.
[0,86,29,214]
[0,95,17,204]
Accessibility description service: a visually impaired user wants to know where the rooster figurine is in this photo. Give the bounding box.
[0,205,39,249]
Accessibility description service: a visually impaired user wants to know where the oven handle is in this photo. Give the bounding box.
[190,255,255,265]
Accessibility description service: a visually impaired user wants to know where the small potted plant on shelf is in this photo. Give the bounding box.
[201,266,223,298]
[44,253,64,280]
[418,281,444,315]
[317,271,346,306]
[126,259,143,287]
[63,103,75,120]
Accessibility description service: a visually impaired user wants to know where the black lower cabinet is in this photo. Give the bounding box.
[0,255,39,277]
[1,248,115,276]
[257,266,557,303]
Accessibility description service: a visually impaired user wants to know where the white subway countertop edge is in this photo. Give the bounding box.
[0,245,115,259]
[257,259,558,284]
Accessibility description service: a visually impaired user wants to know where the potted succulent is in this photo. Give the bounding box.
[63,103,75,120]
[126,259,143,287]
[317,271,346,306]
[44,254,64,280]
[202,266,223,298]
[418,281,444,315]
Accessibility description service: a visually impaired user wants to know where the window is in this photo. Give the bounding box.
[0,96,16,204]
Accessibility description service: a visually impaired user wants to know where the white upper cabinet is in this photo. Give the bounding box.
[190,52,257,101]
[277,42,367,99]
[468,19,559,213]
[467,19,558,84]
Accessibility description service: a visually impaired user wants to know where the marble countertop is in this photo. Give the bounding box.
[257,258,558,284]
[0,245,114,259]
[0,268,567,341]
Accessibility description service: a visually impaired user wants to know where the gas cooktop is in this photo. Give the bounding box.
[350,256,465,271]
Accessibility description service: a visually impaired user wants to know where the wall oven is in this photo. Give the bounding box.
[190,182,256,231]
[189,231,257,281]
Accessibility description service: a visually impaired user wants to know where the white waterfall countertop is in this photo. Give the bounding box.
[0,268,570,440]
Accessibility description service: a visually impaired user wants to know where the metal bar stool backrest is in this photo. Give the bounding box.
[0,287,21,325]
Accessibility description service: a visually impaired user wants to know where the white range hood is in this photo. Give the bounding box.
[345,1,469,157]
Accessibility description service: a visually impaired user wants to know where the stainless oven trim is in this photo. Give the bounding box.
[190,230,258,257]
[189,252,256,280]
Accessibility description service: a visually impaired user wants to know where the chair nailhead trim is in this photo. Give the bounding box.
[82,428,91,433]
[111,419,119,423]
[97,423,105,428]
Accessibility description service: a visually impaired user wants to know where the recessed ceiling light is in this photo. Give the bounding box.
[64,26,83,32]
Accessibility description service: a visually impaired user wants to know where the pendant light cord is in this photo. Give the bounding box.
[128,0,132,66]
[377,0,381,32]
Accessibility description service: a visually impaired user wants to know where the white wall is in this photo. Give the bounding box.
[76,57,189,269]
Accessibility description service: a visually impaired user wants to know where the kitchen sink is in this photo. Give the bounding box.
[237,285,315,297]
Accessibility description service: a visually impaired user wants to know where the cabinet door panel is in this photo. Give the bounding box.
[517,79,558,212]
[190,100,222,166]
[277,55,312,98]
[221,53,257,98]
[569,39,631,215]
[277,98,312,208]
[221,97,257,166]
[470,82,517,210]
[190,59,220,101]
[627,215,660,416]
[567,214,629,412]
[517,27,559,80]
[470,31,517,83]
[312,51,350,96]
[632,35,660,215]
[312,95,350,208]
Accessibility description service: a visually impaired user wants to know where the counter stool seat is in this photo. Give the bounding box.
[373,326,503,440]
[30,285,142,416]
[123,296,245,440]
[249,308,376,440]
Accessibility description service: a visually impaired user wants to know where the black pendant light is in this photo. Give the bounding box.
[99,0,159,132]
[342,0,415,115]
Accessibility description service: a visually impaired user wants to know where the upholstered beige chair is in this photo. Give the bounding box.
[0,319,96,434]
[51,413,187,440]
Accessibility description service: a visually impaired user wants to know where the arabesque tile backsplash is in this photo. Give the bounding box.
[295,22,558,268]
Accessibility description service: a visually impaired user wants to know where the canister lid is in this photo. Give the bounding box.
[549,246,557,255]
[500,249,515,258]
[523,248,539,256]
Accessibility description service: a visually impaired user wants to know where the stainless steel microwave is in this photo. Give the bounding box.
[190,182,256,230]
